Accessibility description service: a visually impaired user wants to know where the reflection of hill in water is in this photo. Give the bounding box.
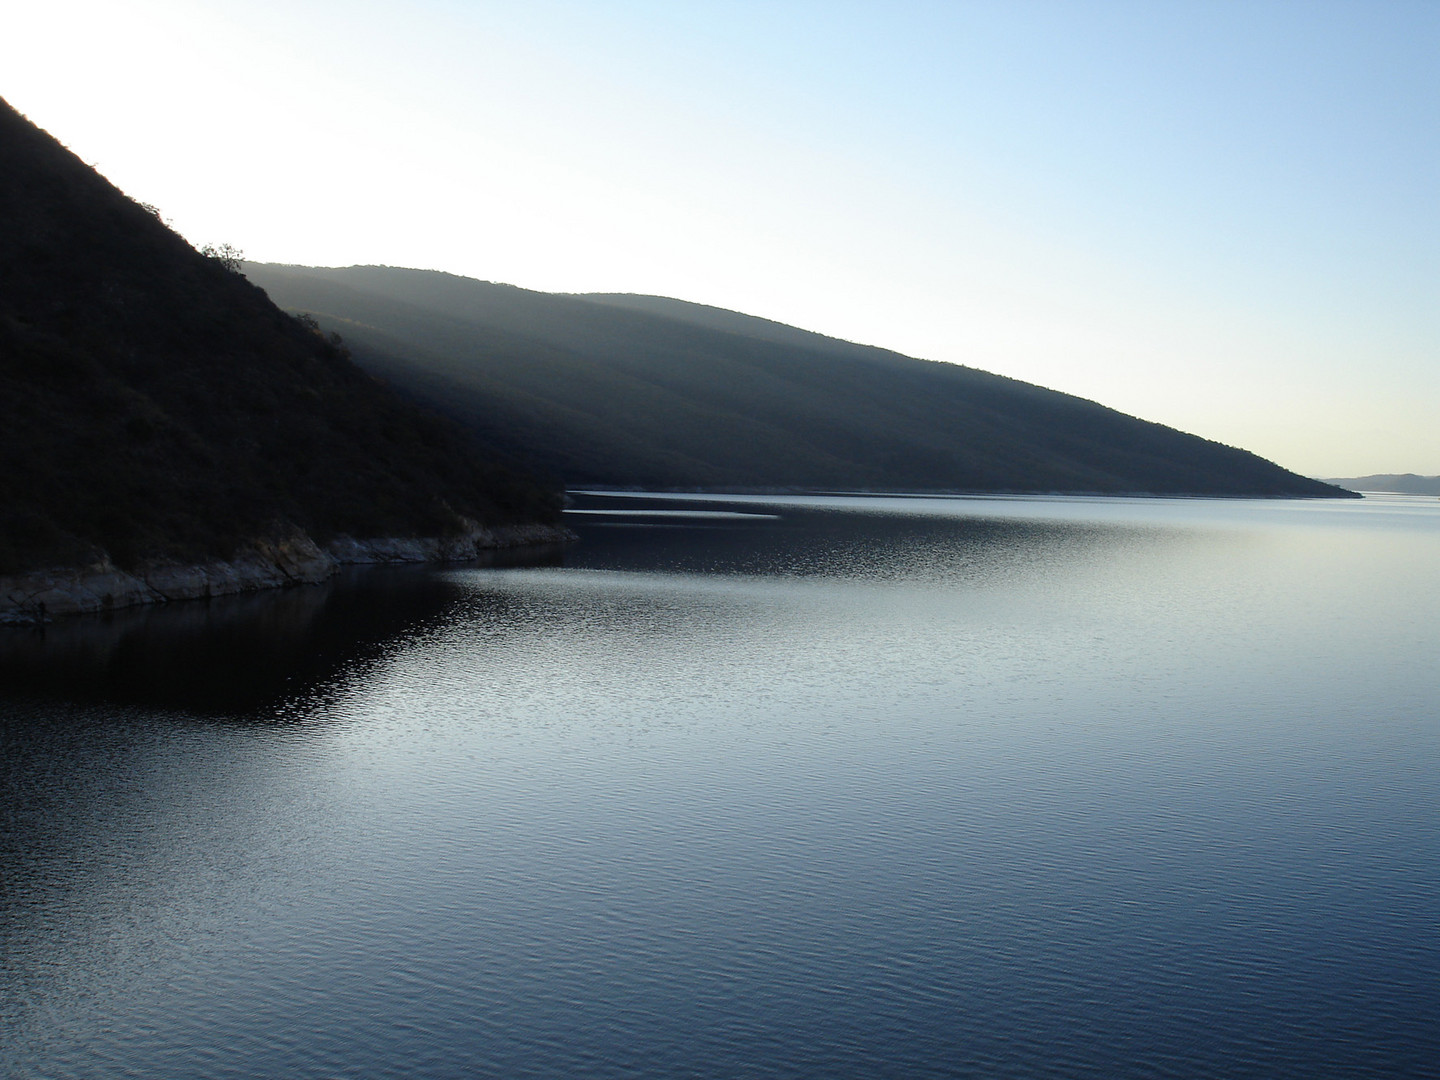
[1,496,1192,719]
[0,549,564,716]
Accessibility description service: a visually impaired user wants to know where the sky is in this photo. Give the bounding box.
[3,0,1435,477]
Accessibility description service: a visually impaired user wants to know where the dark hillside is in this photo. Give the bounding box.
[1323,474,1440,495]
[246,263,1350,498]
[0,99,558,577]
[580,293,911,365]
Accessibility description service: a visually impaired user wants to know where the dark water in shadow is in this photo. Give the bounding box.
[2,495,1437,1078]
[0,546,566,716]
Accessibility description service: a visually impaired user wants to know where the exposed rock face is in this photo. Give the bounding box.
[0,524,576,624]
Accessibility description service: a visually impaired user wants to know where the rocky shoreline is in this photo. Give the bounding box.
[0,522,576,624]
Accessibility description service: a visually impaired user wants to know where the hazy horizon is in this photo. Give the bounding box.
[3,0,1434,476]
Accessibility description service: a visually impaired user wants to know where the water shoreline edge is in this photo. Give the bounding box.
[0,522,578,625]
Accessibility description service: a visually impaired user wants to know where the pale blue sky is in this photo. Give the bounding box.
[4,0,1435,475]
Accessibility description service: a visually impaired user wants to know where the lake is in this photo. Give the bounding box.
[2,492,1437,1078]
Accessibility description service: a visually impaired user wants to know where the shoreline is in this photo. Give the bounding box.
[0,523,577,625]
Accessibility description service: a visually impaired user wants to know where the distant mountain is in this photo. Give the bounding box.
[1323,474,1440,495]
[245,263,1351,499]
[0,99,560,589]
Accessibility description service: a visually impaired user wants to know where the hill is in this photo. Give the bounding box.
[0,98,563,613]
[241,262,1353,498]
[243,263,1351,499]
[1323,474,1440,495]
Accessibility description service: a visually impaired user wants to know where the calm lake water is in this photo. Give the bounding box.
[2,492,1437,1079]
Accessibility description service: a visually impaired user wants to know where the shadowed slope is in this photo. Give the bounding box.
[246,264,1349,498]
[0,100,558,577]
[1323,474,1440,495]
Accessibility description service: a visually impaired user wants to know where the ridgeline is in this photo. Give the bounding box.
[244,263,1352,499]
[1323,474,1440,496]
